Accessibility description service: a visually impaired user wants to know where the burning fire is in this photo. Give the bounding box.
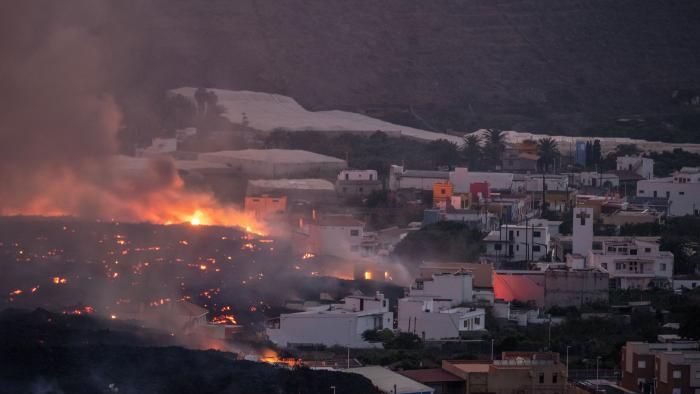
[211,314,238,325]
[1,158,266,235]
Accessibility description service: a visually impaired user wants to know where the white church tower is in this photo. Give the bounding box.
[572,207,594,257]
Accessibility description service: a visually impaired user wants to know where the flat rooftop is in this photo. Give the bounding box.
[248,178,335,191]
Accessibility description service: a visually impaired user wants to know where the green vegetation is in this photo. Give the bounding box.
[392,222,484,263]
[362,330,423,350]
[648,149,700,177]
[536,137,560,173]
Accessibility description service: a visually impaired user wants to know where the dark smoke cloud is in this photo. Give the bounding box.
[0,2,260,230]
[0,1,123,213]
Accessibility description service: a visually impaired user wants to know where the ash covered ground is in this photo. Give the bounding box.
[0,216,401,326]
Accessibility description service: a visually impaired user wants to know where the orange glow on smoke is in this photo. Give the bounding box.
[1,159,266,235]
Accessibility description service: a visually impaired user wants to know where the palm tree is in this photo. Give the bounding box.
[483,129,506,169]
[537,137,560,173]
[461,134,482,170]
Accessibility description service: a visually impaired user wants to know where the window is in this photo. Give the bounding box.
[630,249,638,255]
[679,191,685,195]
[539,373,545,384]
[516,231,520,236]
[494,244,502,251]
[639,190,645,194]
[369,174,374,180]
[673,370,681,379]
[608,246,616,252]
[272,199,279,203]
[252,198,260,202]
[533,231,542,237]
[553,373,558,384]
[350,229,360,236]
[616,263,624,270]
[533,245,541,252]
[645,248,651,253]
[666,191,671,198]
[660,263,667,271]
[653,191,658,198]
[475,317,481,326]
[601,263,608,270]
[345,173,349,180]
[638,360,646,368]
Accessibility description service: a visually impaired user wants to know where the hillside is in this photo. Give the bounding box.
[11,1,700,135]
[112,0,700,134]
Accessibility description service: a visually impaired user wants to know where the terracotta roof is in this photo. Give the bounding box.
[400,368,463,383]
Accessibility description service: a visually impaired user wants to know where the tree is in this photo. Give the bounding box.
[393,221,484,263]
[461,134,483,170]
[592,140,602,166]
[483,129,506,169]
[425,139,461,168]
[585,141,593,168]
[537,137,560,173]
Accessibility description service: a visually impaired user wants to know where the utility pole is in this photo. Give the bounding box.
[491,338,495,361]
[566,345,572,393]
[596,356,601,391]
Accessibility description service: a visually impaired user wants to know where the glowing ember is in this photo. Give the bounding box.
[301,252,315,260]
[52,276,68,284]
[211,314,238,325]
[9,289,22,296]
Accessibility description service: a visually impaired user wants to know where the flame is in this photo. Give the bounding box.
[211,314,238,325]
[364,271,373,280]
[1,158,266,235]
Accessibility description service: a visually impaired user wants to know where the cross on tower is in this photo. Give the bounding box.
[576,210,591,226]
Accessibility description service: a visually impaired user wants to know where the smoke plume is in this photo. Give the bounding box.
[0,2,259,230]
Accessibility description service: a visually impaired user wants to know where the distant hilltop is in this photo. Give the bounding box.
[172,87,700,155]
[103,0,700,134]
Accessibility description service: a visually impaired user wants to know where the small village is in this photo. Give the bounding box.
[85,88,700,394]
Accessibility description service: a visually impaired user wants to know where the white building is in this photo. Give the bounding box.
[617,156,654,180]
[336,169,382,197]
[567,209,674,289]
[408,272,474,306]
[388,166,514,192]
[294,215,367,258]
[517,174,570,193]
[266,293,393,348]
[572,207,594,256]
[397,298,485,340]
[672,275,700,291]
[483,224,551,262]
[637,167,700,216]
[574,171,620,188]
